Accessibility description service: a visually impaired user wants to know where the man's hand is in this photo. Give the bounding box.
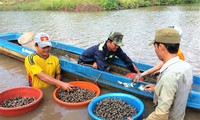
[61,83,73,92]
[132,73,142,83]
[144,84,155,92]
[92,62,97,69]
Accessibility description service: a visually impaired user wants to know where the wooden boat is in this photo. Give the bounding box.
[0,32,200,110]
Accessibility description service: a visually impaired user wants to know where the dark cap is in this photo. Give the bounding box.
[108,32,124,46]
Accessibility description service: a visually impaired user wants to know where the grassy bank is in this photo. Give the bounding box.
[0,0,199,11]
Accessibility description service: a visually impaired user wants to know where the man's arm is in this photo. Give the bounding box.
[36,72,72,91]
[132,64,140,74]
[141,61,163,77]
[116,47,140,73]
[55,73,61,80]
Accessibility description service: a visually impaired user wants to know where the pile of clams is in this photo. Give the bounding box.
[94,98,137,120]
[0,96,37,108]
[56,86,96,103]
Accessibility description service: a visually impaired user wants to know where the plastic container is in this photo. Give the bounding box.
[88,93,144,120]
[0,86,43,116]
[53,81,100,107]
[125,72,144,82]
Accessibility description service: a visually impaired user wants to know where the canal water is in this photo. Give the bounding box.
[0,4,200,120]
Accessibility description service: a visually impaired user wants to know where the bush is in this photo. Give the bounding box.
[119,0,137,8]
[100,0,120,10]
[143,1,151,6]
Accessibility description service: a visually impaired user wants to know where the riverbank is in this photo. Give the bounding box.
[0,0,199,11]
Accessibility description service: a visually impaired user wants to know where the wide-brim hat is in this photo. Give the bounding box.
[18,32,35,45]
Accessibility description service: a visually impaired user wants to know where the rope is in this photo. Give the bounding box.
[95,72,103,83]
[73,61,79,81]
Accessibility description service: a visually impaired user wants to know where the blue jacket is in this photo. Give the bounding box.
[78,42,136,72]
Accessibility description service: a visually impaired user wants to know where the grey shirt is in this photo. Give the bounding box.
[146,57,193,120]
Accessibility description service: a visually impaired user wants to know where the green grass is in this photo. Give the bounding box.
[0,0,199,11]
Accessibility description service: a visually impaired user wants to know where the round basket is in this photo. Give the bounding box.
[0,86,43,116]
[88,93,144,120]
[53,81,100,107]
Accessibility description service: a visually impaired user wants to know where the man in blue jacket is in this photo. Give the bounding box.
[78,32,140,73]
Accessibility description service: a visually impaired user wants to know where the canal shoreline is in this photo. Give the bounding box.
[0,0,199,12]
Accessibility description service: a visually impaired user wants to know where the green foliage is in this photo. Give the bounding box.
[39,0,62,9]
[52,0,62,9]
[62,2,76,9]
[138,0,149,7]
[119,0,137,8]
[168,0,176,4]
[0,0,199,11]
[100,0,120,10]
[143,1,151,6]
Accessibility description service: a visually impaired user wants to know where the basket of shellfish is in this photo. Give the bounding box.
[0,86,43,116]
[53,81,100,107]
[88,93,144,120]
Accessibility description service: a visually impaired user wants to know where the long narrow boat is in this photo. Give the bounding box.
[0,32,200,110]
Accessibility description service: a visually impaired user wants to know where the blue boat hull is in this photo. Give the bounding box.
[0,32,200,110]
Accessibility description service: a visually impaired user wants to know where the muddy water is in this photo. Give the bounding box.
[0,54,200,120]
[0,4,199,76]
[0,4,200,120]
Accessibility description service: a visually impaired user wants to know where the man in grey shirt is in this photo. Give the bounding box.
[144,28,193,120]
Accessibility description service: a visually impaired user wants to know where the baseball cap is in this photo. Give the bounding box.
[108,32,124,46]
[149,28,180,46]
[34,32,52,48]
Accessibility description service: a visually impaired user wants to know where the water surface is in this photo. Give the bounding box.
[0,4,200,120]
[0,5,199,75]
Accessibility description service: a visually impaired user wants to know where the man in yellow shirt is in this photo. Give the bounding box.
[25,32,72,91]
